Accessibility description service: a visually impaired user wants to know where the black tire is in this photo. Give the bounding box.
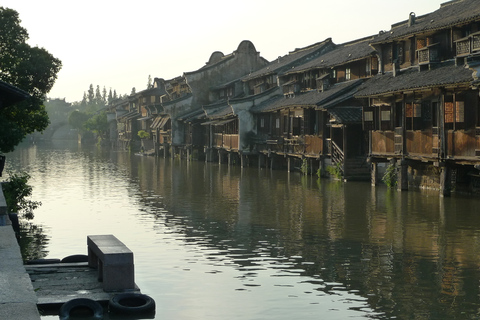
[61,254,88,263]
[59,298,103,319]
[26,258,61,265]
[108,293,155,315]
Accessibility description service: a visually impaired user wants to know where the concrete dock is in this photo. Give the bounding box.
[0,224,41,320]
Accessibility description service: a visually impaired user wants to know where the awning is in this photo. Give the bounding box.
[201,118,236,126]
[282,79,297,86]
[151,116,170,130]
[117,111,139,120]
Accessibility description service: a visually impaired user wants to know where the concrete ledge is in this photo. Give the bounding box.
[0,184,8,226]
[87,234,135,292]
[0,225,40,320]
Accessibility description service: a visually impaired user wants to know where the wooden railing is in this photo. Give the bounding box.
[328,139,344,169]
[418,44,439,64]
[456,38,471,56]
[223,134,239,150]
[455,32,480,57]
[213,133,239,150]
[214,133,223,148]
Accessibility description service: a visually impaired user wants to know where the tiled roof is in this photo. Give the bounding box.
[285,36,376,74]
[328,107,363,124]
[242,38,334,81]
[372,0,480,43]
[251,79,363,113]
[355,62,474,97]
[204,103,233,119]
[0,80,30,108]
[176,108,206,122]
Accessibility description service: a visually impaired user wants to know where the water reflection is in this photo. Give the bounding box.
[6,142,480,319]
[17,221,49,262]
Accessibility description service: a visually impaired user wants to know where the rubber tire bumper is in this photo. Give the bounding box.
[59,298,103,319]
[61,254,88,263]
[109,293,156,315]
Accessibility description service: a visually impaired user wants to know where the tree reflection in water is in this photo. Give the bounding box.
[17,221,49,262]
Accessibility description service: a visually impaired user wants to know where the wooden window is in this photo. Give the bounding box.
[363,107,376,131]
[260,118,265,128]
[432,102,439,128]
[395,102,403,127]
[456,101,465,123]
[406,103,422,130]
[346,68,351,80]
[422,101,432,130]
[304,108,316,135]
[275,118,280,129]
[444,96,454,130]
[292,117,301,136]
[380,105,392,131]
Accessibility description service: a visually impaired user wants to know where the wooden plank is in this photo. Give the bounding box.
[25,263,138,306]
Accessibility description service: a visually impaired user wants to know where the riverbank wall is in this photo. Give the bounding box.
[0,189,41,320]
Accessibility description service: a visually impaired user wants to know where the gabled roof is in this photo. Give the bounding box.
[372,0,480,44]
[251,79,363,113]
[355,62,474,97]
[242,38,334,81]
[285,36,377,75]
[0,80,30,108]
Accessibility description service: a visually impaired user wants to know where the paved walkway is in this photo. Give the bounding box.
[0,224,41,320]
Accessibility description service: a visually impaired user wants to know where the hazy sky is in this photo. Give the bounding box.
[3,0,446,102]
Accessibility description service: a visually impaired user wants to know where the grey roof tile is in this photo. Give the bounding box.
[355,62,474,97]
[286,36,377,74]
[373,0,480,43]
[243,38,335,81]
[251,79,363,113]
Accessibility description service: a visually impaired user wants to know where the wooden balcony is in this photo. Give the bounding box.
[446,130,480,159]
[370,131,395,155]
[305,135,323,155]
[405,131,433,157]
[455,32,480,57]
[456,37,471,57]
[223,134,239,150]
[213,133,239,150]
[417,43,439,65]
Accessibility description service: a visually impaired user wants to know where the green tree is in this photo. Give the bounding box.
[84,111,108,141]
[68,110,90,132]
[108,88,113,105]
[2,172,41,220]
[95,85,103,109]
[102,86,107,105]
[147,75,152,89]
[0,7,62,153]
[80,92,88,111]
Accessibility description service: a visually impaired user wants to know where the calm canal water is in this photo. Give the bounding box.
[5,141,480,319]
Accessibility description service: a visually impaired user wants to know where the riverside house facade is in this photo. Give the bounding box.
[356,0,480,194]
[108,0,480,194]
[250,36,378,179]
[200,38,337,167]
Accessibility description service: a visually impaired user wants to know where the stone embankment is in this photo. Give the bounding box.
[0,189,41,320]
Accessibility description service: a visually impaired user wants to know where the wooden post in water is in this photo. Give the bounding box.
[440,164,451,197]
[397,159,408,191]
[371,162,378,186]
